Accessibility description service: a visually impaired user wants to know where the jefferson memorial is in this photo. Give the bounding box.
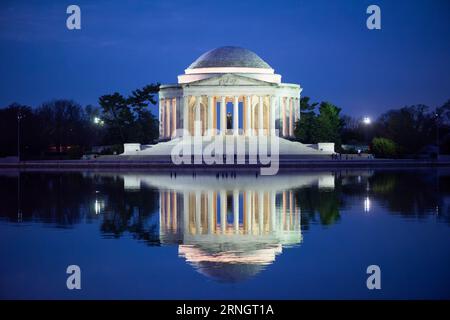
[122,46,334,156]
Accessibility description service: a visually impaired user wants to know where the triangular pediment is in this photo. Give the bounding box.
[187,74,273,86]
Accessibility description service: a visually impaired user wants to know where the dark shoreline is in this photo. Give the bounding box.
[1,158,449,171]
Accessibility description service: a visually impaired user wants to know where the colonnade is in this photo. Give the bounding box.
[159,95,300,139]
[159,189,300,236]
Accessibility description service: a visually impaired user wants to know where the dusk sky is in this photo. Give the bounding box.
[1,0,449,118]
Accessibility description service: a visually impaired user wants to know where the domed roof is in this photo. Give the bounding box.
[188,46,272,69]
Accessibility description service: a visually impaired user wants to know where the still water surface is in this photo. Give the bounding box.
[0,169,449,299]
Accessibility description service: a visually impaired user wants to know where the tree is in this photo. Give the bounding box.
[340,115,371,145]
[36,100,89,156]
[127,84,160,144]
[294,98,342,145]
[371,137,397,158]
[375,105,435,154]
[98,93,130,143]
[127,83,159,114]
[99,84,160,145]
[314,102,342,145]
[294,96,318,143]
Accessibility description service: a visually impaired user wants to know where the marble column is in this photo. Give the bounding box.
[281,97,286,137]
[289,98,294,136]
[270,96,276,136]
[183,96,189,137]
[220,96,227,136]
[166,99,171,138]
[195,96,201,136]
[159,98,165,138]
[233,96,239,136]
[245,96,252,136]
[208,96,214,136]
[258,96,264,136]
[171,98,176,138]
[176,97,181,137]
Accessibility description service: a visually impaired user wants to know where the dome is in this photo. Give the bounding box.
[187,46,272,69]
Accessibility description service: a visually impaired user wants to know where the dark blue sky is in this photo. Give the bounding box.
[0,0,449,117]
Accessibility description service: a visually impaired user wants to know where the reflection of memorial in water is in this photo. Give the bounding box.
[125,173,335,282]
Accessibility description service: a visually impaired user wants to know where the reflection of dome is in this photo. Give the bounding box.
[188,46,272,69]
[179,244,282,283]
[193,262,265,283]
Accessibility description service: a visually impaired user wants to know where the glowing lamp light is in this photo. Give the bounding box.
[94,117,104,125]
[364,197,371,212]
[363,117,371,125]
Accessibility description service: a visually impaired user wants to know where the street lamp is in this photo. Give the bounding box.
[93,117,104,126]
[435,112,440,159]
[362,116,371,147]
[17,112,23,162]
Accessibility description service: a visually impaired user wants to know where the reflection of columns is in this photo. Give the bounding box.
[166,192,171,230]
[289,98,293,136]
[195,192,201,234]
[258,191,264,234]
[245,191,251,233]
[183,96,189,137]
[233,190,239,233]
[270,96,276,136]
[160,192,165,227]
[207,96,214,136]
[233,96,239,136]
[220,96,226,136]
[245,96,252,136]
[195,96,201,136]
[173,191,178,230]
[208,191,214,234]
[220,190,227,233]
[183,192,189,232]
[270,192,276,231]
[258,96,264,136]
[289,191,293,231]
[282,191,286,229]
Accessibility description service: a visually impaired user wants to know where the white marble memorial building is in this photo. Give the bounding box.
[159,46,300,139]
[122,46,335,156]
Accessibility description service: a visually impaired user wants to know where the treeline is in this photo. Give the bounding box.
[295,97,450,157]
[0,84,160,159]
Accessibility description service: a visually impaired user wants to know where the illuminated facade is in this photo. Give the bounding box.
[158,46,301,139]
[122,46,336,156]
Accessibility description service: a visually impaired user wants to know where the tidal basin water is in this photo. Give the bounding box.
[0,169,449,299]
